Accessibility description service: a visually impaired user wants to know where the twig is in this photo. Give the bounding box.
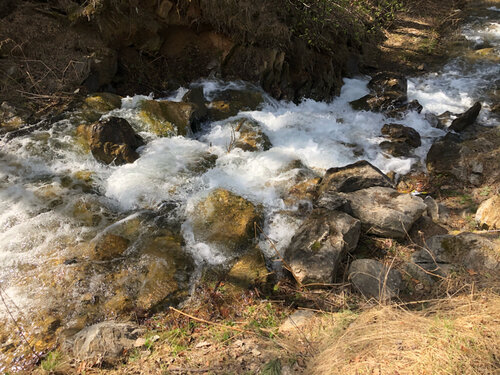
[169,307,253,334]
[167,367,220,373]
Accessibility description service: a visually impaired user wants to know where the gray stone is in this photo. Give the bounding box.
[72,321,144,364]
[318,160,393,195]
[476,195,500,229]
[348,259,403,300]
[424,196,439,222]
[284,209,361,284]
[342,187,427,239]
[449,102,482,132]
[410,233,500,279]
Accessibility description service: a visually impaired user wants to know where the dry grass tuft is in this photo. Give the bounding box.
[310,294,500,375]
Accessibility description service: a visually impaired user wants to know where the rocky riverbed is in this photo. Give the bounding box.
[0,1,499,373]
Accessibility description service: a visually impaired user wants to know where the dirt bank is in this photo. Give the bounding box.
[0,0,465,121]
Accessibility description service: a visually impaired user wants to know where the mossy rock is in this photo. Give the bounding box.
[84,92,122,112]
[74,93,123,125]
[72,198,102,227]
[208,89,264,121]
[191,188,263,256]
[125,231,194,311]
[225,246,270,295]
[0,101,27,132]
[86,233,130,261]
[286,177,321,203]
[139,99,205,136]
[232,119,272,152]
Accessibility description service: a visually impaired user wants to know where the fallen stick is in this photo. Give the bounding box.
[169,307,253,335]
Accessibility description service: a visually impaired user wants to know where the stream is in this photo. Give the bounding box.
[0,4,499,370]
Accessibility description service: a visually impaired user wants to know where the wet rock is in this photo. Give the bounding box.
[316,160,392,209]
[367,72,407,97]
[134,231,195,310]
[350,72,408,113]
[182,87,206,109]
[284,209,361,284]
[287,177,321,204]
[425,112,442,129]
[472,48,500,63]
[87,233,130,261]
[449,102,482,132]
[232,118,272,152]
[341,187,427,239]
[0,101,26,132]
[318,160,393,196]
[207,89,264,121]
[84,93,122,112]
[71,321,144,364]
[190,189,263,257]
[381,123,421,148]
[139,99,206,136]
[348,259,403,300]
[72,198,103,226]
[426,133,462,176]
[476,195,500,229]
[379,141,413,157]
[410,233,500,280]
[187,152,218,174]
[89,117,144,165]
[226,246,270,294]
[385,100,423,119]
[349,92,406,113]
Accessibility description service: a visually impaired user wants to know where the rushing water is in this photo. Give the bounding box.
[0,5,499,370]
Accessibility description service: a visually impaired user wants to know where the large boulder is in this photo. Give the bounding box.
[318,160,393,196]
[190,189,263,257]
[476,195,500,229]
[88,117,144,165]
[284,209,361,284]
[71,321,144,364]
[139,99,206,136]
[410,233,500,280]
[341,187,427,239]
[316,160,393,210]
[348,259,403,301]
[449,102,482,132]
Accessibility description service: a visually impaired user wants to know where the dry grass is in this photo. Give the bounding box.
[310,294,500,375]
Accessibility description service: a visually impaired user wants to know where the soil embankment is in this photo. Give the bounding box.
[1,0,464,120]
